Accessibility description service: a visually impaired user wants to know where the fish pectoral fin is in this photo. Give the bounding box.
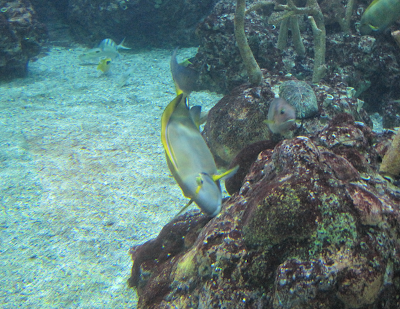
[368,23,379,31]
[174,175,204,218]
[179,59,192,67]
[263,120,274,125]
[189,106,202,129]
[174,198,195,218]
[212,165,240,182]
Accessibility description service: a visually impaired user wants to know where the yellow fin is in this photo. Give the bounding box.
[212,165,239,182]
[179,59,192,67]
[174,199,195,218]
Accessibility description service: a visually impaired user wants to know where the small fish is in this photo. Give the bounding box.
[266,98,296,134]
[79,38,130,62]
[170,47,199,96]
[161,94,238,217]
[97,58,112,73]
[360,0,400,35]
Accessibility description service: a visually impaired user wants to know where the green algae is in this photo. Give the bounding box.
[308,193,358,257]
[243,183,316,249]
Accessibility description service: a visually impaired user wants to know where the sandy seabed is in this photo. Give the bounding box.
[0,45,223,308]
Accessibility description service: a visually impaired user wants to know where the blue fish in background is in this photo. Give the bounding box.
[79,38,130,62]
[360,0,400,35]
[161,94,238,217]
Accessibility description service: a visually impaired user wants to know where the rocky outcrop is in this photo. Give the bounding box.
[129,114,400,309]
[0,0,47,79]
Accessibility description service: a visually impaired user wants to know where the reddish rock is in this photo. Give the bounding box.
[129,123,400,308]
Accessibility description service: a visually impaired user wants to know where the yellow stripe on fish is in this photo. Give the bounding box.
[161,94,238,217]
[360,0,400,35]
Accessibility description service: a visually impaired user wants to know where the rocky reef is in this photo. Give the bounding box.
[0,0,47,79]
[203,72,372,169]
[129,111,400,308]
[192,0,400,118]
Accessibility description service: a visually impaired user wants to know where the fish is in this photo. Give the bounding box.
[79,38,130,62]
[359,0,400,35]
[97,58,112,73]
[161,94,238,217]
[170,47,200,96]
[265,98,296,134]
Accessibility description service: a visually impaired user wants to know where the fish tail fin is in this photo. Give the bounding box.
[117,38,131,50]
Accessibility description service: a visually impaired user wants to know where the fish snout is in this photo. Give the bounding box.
[194,173,222,217]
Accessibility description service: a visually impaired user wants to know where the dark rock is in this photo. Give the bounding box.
[0,0,47,79]
[67,0,219,48]
[202,83,275,168]
[225,140,277,195]
[194,0,282,94]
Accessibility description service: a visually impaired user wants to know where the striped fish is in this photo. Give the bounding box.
[79,38,130,62]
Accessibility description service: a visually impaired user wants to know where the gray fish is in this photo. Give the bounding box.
[170,47,199,96]
[266,98,296,134]
[79,38,130,62]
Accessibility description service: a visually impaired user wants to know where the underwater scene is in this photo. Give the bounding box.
[1,0,400,308]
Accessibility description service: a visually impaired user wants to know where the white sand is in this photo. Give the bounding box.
[0,46,222,308]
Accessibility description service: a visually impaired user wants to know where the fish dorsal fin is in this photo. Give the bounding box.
[161,94,184,171]
[212,165,240,182]
[189,106,202,129]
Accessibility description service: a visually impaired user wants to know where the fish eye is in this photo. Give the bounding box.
[106,61,111,65]
[280,109,285,114]
[96,50,100,54]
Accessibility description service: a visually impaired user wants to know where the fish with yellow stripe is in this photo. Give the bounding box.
[161,94,238,217]
[360,0,400,35]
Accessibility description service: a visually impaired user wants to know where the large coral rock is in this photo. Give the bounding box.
[202,83,275,167]
[0,0,47,78]
[129,116,400,309]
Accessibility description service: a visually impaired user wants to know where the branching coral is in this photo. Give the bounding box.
[234,0,263,86]
[337,0,356,34]
[274,0,326,83]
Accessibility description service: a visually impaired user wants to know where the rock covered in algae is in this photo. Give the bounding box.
[129,115,400,309]
[279,80,318,118]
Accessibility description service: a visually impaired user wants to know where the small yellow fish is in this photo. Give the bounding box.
[97,58,112,73]
[170,48,199,96]
[360,0,400,35]
[161,94,238,217]
[265,98,296,134]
